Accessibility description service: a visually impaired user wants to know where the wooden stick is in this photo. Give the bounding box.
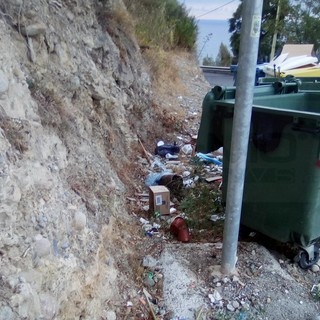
[138,136,152,165]
[143,288,157,320]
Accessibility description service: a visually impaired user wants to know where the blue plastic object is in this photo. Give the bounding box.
[196,152,222,166]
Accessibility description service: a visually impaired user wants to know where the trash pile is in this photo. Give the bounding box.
[130,137,224,243]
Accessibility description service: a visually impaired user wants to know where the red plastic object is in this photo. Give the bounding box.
[170,217,190,242]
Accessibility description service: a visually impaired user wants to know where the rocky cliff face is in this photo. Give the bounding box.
[0,0,169,318]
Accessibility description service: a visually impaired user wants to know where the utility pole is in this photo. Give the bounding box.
[221,0,263,275]
[270,0,281,61]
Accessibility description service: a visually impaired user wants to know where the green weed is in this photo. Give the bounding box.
[180,182,224,231]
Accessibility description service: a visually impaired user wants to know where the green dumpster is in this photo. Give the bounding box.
[197,89,320,268]
[196,82,299,153]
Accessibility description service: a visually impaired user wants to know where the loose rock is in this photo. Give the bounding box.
[0,70,8,96]
[34,237,51,258]
[20,22,47,36]
[311,264,320,273]
[73,212,87,230]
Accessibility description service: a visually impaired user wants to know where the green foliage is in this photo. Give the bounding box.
[229,0,290,61]
[229,0,320,61]
[283,0,320,52]
[202,55,215,66]
[124,0,197,51]
[202,43,232,66]
[180,183,223,230]
[215,42,232,66]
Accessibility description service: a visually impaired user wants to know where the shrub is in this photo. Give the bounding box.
[124,0,197,51]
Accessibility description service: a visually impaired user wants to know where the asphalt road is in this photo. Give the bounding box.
[202,70,235,87]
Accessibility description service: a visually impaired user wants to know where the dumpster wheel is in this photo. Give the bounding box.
[298,245,319,269]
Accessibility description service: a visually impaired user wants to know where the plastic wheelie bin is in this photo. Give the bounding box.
[196,87,320,269]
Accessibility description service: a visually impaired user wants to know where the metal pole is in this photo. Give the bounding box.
[221,0,263,274]
[270,0,281,61]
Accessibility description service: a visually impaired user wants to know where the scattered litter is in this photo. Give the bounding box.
[140,217,149,225]
[170,207,177,214]
[182,171,191,177]
[143,255,159,268]
[181,144,193,155]
[311,284,320,297]
[205,175,222,183]
[145,171,171,186]
[196,152,222,166]
[155,141,180,157]
[126,301,133,307]
[183,178,195,188]
[213,242,223,249]
[210,214,224,222]
[126,197,136,201]
[150,157,167,171]
[165,153,179,159]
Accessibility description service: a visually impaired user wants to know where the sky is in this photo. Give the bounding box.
[179,0,241,20]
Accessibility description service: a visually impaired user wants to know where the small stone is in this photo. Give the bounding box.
[70,76,81,90]
[312,264,320,273]
[105,310,117,320]
[299,301,303,304]
[226,303,235,312]
[34,237,51,257]
[0,306,14,320]
[214,242,223,249]
[73,212,86,230]
[222,277,229,283]
[0,71,9,96]
[212,290,222,302]
[266,297,271,303]
[209,291,222,304]
[39,293,57,320]
[216,282,222,287]
[232,300,240,309]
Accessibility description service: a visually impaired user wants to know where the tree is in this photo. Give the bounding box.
[202,55,215,66]
[229,0,290,62]
[215,43,232,66]
[283,1,320,52]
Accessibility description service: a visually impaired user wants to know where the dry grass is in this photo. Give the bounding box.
[0,117,30,153]
[142,48,188,132]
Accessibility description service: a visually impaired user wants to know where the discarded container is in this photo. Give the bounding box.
[158,173,183,194]
[149,185,170,216]
[170,217,190,242]
[197,86,320,268]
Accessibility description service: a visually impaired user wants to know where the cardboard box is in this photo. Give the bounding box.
[149,186,170,215]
